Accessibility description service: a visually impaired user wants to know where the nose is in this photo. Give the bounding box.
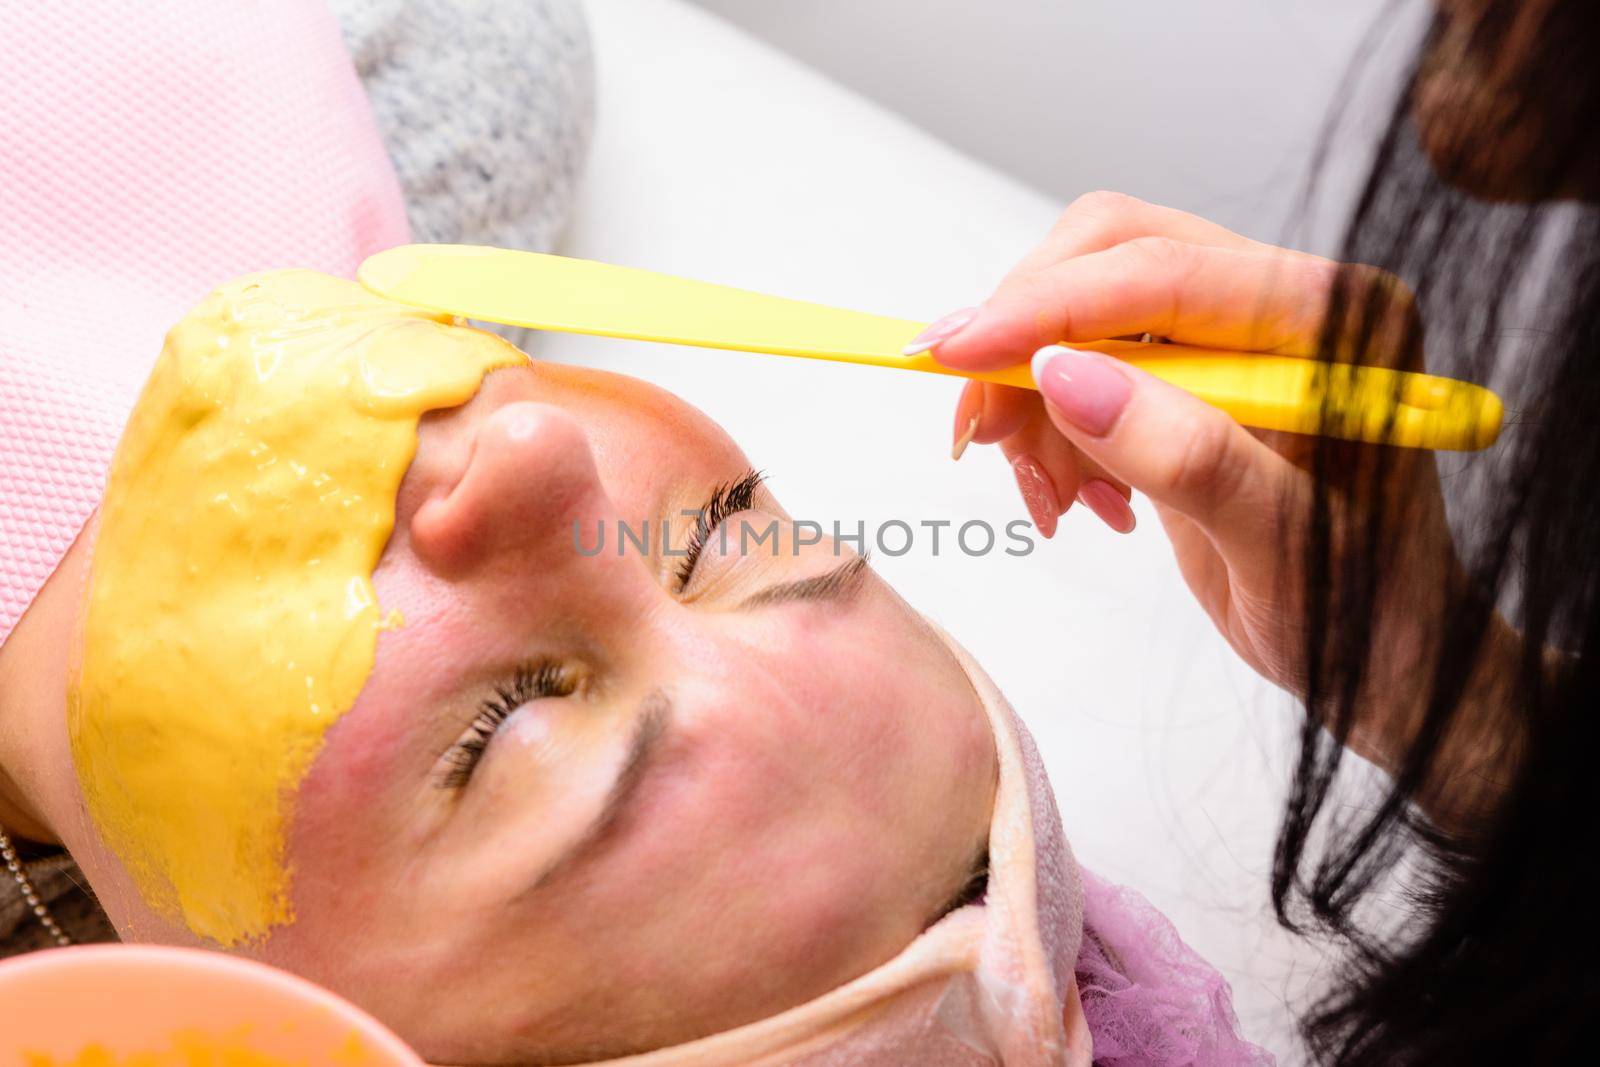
[410,401,608,576]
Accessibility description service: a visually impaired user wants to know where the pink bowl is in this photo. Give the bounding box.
[0,945,422,1065]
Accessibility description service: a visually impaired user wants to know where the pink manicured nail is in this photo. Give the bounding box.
[1077,479,1136,534]
[903,306,980,356]
[1011,453,1061,539]
[1030,345,1133,437]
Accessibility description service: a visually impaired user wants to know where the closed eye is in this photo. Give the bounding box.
[676,468,765,590]
[438,661,579,789]
[925,844,990,929]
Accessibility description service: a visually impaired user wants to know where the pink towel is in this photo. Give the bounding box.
[0,0,410,645]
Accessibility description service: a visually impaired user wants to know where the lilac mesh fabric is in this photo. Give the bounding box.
[1075,870,1276,1066]
[0,1,409,646]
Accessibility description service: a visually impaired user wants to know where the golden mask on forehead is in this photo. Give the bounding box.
[69,271,522,945]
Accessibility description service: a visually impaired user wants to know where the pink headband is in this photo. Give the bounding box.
[0,0,409,646]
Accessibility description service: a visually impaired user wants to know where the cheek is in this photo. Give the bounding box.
[685,681,924,896]
[769,629,950,822]
[294,634,436,828]
[292,708,403,855]
[620,744,901,991]
[284,603,475,915]
[316,557,486,802]
[280,712,407,940]
[706,610,990,846]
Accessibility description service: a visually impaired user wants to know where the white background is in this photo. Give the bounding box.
[689,0,1399,251]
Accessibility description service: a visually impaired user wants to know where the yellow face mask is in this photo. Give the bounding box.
[68,271,522,946]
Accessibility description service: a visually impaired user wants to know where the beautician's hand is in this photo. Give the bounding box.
[925,192,1522,829]
[923,191,1444,705]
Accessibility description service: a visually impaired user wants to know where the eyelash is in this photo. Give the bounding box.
[439,660,579,789]
[437,472,762,789]
[675,468,765,591]
[928,849,990,929]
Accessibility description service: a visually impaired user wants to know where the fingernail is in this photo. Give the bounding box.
[1030,345,1132,437]
[1011,453,1061,539]
[903,306,980,356]
[951,380,982,461]
[1077,479,1136,534]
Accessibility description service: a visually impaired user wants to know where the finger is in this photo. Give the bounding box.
[951,379,984,460]
[1002,190,1265,286]
[951,381,1033,460]
[980,388,1135,534]
[1155,508,1239,629]
[938,238,1339,371]
[1085,474,1130,501]
[1074,475,1136,534]
[966,385,1133,472]
[997,404,1083,540]
[972,383,1034,445]
[916,194,1270,364]
[1059,448,1134,533]
[1004,434,1138,538]
[1029,344,1307,573]
[950,377,1138,535]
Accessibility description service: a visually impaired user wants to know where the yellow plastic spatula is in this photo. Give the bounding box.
[358,244,1503,451]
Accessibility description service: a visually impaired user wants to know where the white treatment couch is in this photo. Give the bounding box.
[546,1,1336,1057]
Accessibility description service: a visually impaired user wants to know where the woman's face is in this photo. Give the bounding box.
[251,361,998,1064]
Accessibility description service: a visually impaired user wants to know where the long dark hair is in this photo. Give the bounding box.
[1281,2,1600,1062]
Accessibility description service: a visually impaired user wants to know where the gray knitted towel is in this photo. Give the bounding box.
[330,0,595,255]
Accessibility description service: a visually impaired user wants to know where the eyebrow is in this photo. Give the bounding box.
[737,553,871,610]
[529,689,672,892]
[523,557,867,892]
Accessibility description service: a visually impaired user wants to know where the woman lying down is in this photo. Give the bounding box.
[0,272,1269,1066]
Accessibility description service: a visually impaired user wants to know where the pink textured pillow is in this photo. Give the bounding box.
[0,0,409,645]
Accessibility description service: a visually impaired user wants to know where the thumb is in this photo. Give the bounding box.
[1028,344,1304,556]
